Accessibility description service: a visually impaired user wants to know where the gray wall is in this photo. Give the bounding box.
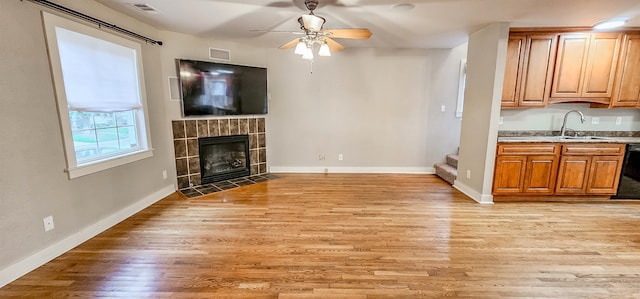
[0,0,174,275]
[455,23,509,203]
[426,44,468,159]
[155,31,470,174]
[266,46,467,172]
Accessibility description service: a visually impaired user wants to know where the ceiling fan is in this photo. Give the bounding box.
[270,0,372,59]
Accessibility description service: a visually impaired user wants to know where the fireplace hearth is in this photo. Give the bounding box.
[199,135,250,184]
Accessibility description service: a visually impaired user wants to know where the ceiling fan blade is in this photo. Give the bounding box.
[250,29,304,35]
[279,38,301,49]
[266,1,294,8]
[324,37,345,52]
[324,29,372,39]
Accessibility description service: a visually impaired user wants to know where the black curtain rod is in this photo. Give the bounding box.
[25,0,163,46]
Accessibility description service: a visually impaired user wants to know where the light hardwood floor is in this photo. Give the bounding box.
[2,174,640,298]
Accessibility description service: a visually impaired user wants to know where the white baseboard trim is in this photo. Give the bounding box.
[0,184,175,288]
[269,166,435,174]
[453,180,494,204]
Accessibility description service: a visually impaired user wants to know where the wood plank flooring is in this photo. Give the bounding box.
[2,174,640,298]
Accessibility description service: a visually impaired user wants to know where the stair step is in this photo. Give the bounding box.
[446,154,459,169]
[435,163,457,185]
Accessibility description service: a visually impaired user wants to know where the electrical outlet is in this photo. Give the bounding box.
[440,105,446,112]
[338,154,344,161]
[318,154,325,161]
[616,117,622,125]
[466,170,471,179]
[162,170,168,180]
[591,117,600,125]
[43,216,55,232]
[498,117,504,125]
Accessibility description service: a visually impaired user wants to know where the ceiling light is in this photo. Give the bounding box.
[318,43,331,57]
[290,36,333,60]
[593,18,628,30]
[302,14,325,32]
[302,47,314,60]
[294,40,306,55]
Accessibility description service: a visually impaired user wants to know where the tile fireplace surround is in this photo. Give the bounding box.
[171,117,267,194]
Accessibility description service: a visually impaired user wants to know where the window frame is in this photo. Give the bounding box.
[42,12,153,179]
[456,59,467,118]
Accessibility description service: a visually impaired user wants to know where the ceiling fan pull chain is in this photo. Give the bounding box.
[310,59,314,74]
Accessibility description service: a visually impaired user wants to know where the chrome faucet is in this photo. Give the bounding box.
[560,110,585,138]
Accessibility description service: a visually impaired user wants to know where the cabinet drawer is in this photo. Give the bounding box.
[497,143,560,155]
[561,143,625,156]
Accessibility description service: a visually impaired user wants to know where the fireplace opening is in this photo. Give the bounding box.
[199,135,250,184]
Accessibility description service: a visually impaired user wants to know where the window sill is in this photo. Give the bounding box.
[66,149,154,179]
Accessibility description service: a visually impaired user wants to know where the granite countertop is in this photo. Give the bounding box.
[497,131,640,144]
[498,136,640,143]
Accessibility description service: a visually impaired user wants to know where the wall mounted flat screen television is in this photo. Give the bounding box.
[177,59,268,116]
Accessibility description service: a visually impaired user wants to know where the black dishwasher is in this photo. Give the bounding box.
[613,144,640,199]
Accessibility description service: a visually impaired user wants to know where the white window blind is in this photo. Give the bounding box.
[56,27,142,112]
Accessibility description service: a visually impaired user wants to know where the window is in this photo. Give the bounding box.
[456,59,467,118]
[42,12,153,179]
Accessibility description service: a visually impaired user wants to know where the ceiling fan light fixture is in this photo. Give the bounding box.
[593,18,628,30]
[294,40,307,55]
[318,43,331,56]
[302,14,325,32]
[302,48,314,60]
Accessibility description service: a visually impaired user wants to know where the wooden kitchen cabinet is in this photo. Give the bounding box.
[555,143,625,195]
[502,33,557,108]
[493,155,527,193]
[586,155,625,194]
[611,33,640,108]
[523,155,560,193]
[556,155,591,194]
[550,33,622,103]
[502,34,526,108]
[493,142,625,198]
[493,143,559,195]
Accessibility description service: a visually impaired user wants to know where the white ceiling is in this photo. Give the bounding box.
[95,0,640,49]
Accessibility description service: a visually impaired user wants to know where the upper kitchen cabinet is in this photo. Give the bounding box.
[550,33,622,104]
[502,33,557,108]
[501,34,525,108]
[611,33,640,108]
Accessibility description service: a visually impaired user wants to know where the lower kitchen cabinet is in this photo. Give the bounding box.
[493,155,527,194]
[556,156,591,194]
[494,142,625,198]
[556,143,625,195]
[587,155,625,194]
[523,155,559,194]
[493,143,559,195]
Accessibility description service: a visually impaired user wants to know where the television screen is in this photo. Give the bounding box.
[177,59,268,116]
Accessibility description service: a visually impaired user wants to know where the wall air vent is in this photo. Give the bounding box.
[210,48,231,61]
[129,3,159,14]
